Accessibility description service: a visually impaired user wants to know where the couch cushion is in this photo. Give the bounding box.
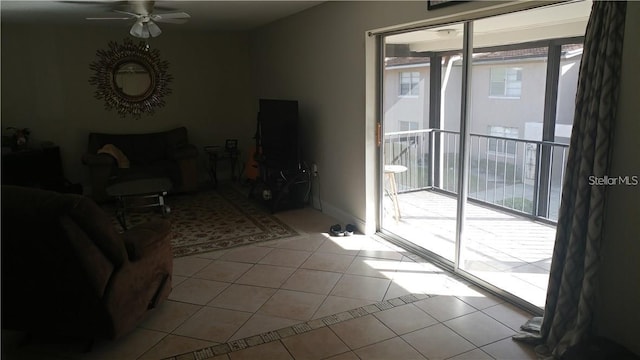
[88,130,178,165]
[129,132,167,165]
[165,127,189,150]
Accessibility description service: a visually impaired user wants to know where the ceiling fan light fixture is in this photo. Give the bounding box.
[147,21,162,37]
[130,20,149,38]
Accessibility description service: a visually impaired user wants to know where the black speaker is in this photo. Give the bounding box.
[258,99,299,171]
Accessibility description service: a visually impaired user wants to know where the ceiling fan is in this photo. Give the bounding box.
[86,1,191,39]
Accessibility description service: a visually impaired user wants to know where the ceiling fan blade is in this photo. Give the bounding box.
[151,17,189,24]
[147,21,162,37]
[151,12,190,24]
[130,20,150,38]
[152,12,190,20]
[86,17,131,20]
[113,9,140,18]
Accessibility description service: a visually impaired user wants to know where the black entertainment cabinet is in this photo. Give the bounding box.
[249,99,311,212]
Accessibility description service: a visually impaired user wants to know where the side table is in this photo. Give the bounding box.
[204,146,240,187]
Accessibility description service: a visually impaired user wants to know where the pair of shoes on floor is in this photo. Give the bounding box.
[329,224,356,237]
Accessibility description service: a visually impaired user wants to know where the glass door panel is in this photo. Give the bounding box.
[460,8,567,308]
[381,24,463,263]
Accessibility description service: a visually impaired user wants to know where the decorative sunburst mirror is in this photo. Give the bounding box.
[89,39,172,118]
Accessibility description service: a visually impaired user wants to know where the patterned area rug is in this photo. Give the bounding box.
[105,187,299,257]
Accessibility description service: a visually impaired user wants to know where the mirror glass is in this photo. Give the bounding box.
[114,62,152,98]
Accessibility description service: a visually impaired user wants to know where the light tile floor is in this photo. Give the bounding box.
[383,190,555,308]
[2,207,538,360]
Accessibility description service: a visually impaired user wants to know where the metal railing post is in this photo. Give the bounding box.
[532,144,542,217]
[537,144,552,217]
[429,130,435,188]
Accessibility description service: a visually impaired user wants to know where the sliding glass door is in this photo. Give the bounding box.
[379,1,590,310]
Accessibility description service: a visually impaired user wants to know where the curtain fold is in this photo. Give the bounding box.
[515,1,627,358]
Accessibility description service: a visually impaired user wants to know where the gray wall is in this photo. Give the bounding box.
[1,24,255,188]
[596,1,640,355]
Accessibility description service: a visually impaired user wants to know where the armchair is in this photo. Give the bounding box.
[1,185,173,340]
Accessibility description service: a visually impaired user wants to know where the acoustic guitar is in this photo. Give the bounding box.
[245,146,261,181]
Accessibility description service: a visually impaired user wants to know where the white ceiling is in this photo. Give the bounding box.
[0,1,324,31]
[386,0,592,51]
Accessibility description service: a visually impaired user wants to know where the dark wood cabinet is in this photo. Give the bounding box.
[2,146,80,193]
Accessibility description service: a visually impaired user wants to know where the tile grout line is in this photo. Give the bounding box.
[306,245,362,321]
[160,293,431,360]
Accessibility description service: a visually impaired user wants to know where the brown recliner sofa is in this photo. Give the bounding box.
[82,126,199,203]
[1,185,173,340]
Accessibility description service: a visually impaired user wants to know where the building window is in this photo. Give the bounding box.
[490,67,522,98]
[400,121,419,131]
[400,71,420,96]
[488,125,519,156]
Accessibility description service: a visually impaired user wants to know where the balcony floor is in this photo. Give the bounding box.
[382,189,555,308]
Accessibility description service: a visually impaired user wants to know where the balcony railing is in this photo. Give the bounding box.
[384,129,569,221]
